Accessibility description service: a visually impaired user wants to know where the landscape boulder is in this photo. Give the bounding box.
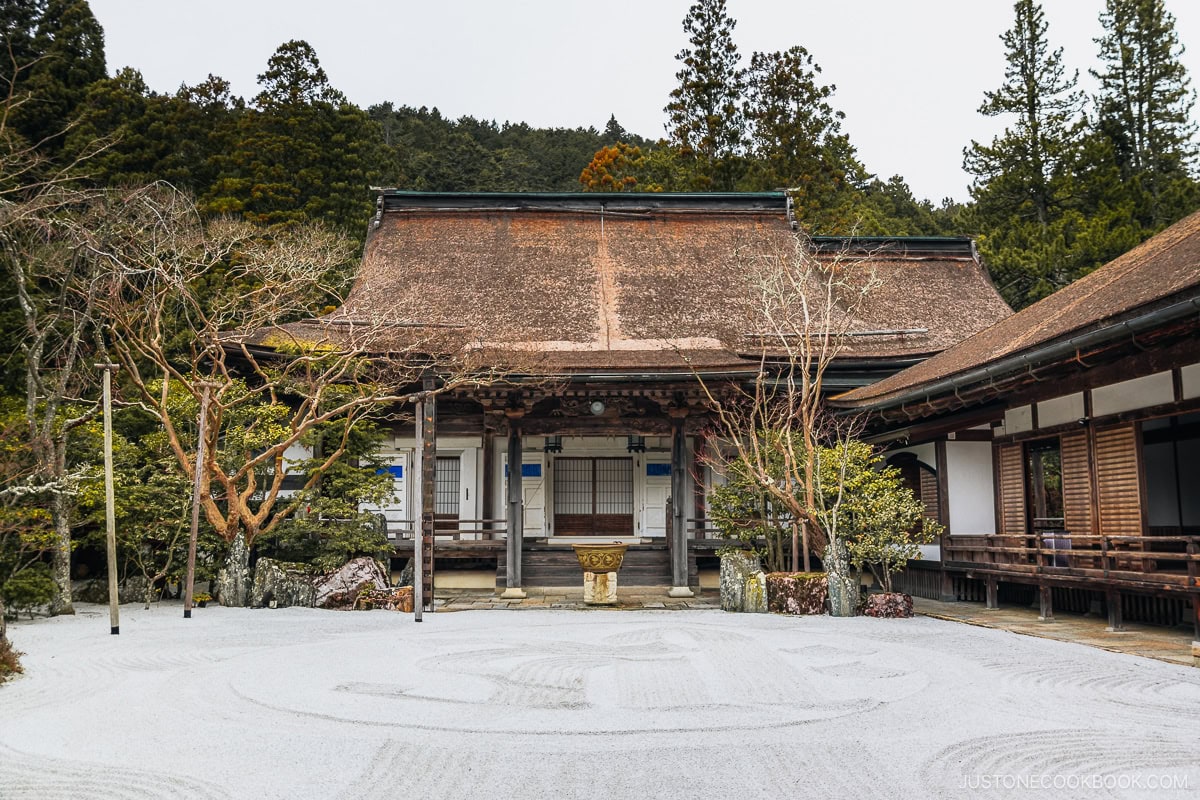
[862,591,914,618]
[76,575,153,605]
[720,552,767,613]
[249,559,316,608]
[355,585,414,612]
[314,556,391,610]
[766,572,828,615]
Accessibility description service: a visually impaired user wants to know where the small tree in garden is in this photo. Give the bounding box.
[696,227,881,616]
[813,440,941,594]
[92,184,517,606]
[76,408,213,608]
[267,416,393,572]
[0,406,59,632]
[707,430,792,573]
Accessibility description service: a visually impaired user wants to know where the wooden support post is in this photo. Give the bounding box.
[1105,588,1124,632]
[985,576,998,609]
[939,569,956,602]
[98,364,120,635]
[667,416,693,598]
[481,427,494,537]
[501,416,526,599]
[184,383,213,619]
[1038,583,1054,622]
[936,439,955,602]
[419,384,437,613]
[412,401,424,622]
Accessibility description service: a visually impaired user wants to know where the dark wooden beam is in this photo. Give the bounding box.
[668,416,692,596]
[502,416,526,598]
[419,381,437,613]
[935,439,955,602]
[1106,588,1124,632]
[1038,583,1054,622]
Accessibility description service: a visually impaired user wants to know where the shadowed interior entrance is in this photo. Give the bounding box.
[553,457,634,536]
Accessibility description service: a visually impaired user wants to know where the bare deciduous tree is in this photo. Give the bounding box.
[697,229,880,616]
[92,184,521,606]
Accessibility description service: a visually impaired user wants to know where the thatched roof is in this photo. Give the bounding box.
[835,209,1200,409]
[270,192,1005,373]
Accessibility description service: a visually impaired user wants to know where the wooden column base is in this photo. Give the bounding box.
[1038,584,1054,622]
[985,577,998,609]
[1105,589,1125,633]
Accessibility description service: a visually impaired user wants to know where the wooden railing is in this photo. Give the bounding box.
[944,533,1200,586]
[384,518,510,541]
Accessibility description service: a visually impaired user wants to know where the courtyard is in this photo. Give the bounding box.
[1,605,1198,799]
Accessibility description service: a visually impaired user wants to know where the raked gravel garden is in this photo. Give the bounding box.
[2,604,1199,799]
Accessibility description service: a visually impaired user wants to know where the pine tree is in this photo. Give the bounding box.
[965,0,1083,229]
[1092,0,1198,225]
[203,40,392,240]
[663,0,745,189]
[8,0,106,153]
[741,46,861,225]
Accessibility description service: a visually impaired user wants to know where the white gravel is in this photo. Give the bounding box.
[1,604,1198,799]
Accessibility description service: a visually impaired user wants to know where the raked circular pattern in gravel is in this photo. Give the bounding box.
[0,604,1196,799]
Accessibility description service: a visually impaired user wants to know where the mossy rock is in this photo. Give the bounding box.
[766,572,828,615]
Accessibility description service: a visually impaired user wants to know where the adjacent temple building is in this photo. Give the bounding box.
[236,191,1200,642]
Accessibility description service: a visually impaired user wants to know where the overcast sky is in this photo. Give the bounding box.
[89,0,1200,203]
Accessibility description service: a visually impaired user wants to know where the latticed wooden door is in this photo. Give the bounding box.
[553,457,634,536]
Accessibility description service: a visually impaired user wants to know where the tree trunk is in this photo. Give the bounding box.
[1,597,8,643]
[50,488,75,615]
[216,530,252,607]
[823,539,859,617]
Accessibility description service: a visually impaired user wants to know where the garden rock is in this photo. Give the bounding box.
[76,575,153,605]
[313,557,391,610]
[396,558,414,589]
[862,591,914,618]
[766,572,828,615]
[720,552,767,613]
[356,585,413,612]
[249,559,316,608]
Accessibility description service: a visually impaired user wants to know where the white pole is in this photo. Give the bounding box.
[183,384,212,618]
[99,364,119,635]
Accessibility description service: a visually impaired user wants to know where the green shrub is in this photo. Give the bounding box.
[0,637,23,683]
[2,563,58,619]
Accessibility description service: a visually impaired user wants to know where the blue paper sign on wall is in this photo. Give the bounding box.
[646,463,671,476]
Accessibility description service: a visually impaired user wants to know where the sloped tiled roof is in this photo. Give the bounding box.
[836,210,1200,408]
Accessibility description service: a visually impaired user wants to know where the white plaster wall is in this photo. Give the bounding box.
[1091,371,1174,416]
[1181,363,1200,400]
[1037,393,1084,429]
[1004,405,1034,434]
[946,440,995,535]
[887,442,937,466]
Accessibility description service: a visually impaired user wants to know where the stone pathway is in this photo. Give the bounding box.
[433,585,721,611]
[914,597,1198,667]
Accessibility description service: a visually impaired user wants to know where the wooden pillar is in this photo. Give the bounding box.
[481,427,495,536]
[985,576,998,609]
[419,383,437,613]
[935,439,956,602]
[501,416,526,599]
[667,415,693,597]
[1038,583,1054,622]
[1106,588,1124,632]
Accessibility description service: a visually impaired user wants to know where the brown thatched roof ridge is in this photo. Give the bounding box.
[835,209,1200,409]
